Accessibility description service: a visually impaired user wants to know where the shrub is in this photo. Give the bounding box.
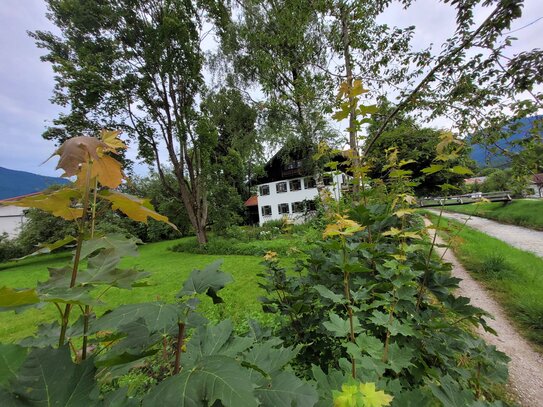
[0,233,25,262]
[478,252,509,279]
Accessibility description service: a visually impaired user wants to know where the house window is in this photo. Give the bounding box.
[304,177,316,189]
[306,200,317,211]
[323,174,333,186]
[292,201,304,213]
[284,160,302,170]
[259,185,270,196]
[261,205,272,216]
[276,182,287,193]
[278,203,289,214]
[289,179,301,191]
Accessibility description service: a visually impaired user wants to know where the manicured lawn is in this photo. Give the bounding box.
[0,238,285,343]
[443,199,543,230]
[427,212,543,349]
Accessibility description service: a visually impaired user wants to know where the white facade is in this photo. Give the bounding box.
[256,173,346,225]
[0,205,27,239]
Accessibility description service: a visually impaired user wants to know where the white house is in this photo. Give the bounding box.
[0,204,27,239]
[255,173,346,225]
[245,148,350,225]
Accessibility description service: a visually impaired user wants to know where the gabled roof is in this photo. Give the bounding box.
[244,195,258,207]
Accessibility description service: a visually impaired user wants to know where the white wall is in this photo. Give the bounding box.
[0,205,27,239]
[256,173,345,226]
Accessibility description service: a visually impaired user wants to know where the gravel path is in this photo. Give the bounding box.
[428,209,543,258]
[424,218,543,407]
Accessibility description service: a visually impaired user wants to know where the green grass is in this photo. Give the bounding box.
[427,213,543,350]
[0,237,294,343]
[443,199,543,230]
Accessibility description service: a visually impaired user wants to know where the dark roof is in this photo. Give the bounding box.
[255,145,350,185]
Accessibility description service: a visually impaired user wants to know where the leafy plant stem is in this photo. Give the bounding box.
[342,237,356,379]
[417,207,444,309]
[59,160,93,347]
[82,178,98,360]
[174,322,186,374]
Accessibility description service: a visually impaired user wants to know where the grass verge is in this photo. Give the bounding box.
[426,211,543,350]
[0,237,286,343]
[443,199,543,230]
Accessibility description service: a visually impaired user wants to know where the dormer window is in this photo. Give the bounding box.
[283,160,302,170]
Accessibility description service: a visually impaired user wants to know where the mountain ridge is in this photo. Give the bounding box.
[0,167,69,200]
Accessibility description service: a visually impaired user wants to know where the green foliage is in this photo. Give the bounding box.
[0,234,25,263]
[367,107,474,195]
[258,198,509,404]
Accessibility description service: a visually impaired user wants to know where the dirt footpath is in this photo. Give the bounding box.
[428,210,543,258]
[424,218,543,407]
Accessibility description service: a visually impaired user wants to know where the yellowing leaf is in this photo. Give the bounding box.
[421,164,444,175]
[359,382,393,407]
[393,209,415,218]
[323,215,364,239]
[332,109,350,121]
[389,169,412,178]
[436,131,462,154]
[333,384,359,407]
[449,166,473,175]
[382,227,401,237]
[0,287,40,310]
[99,190,178,230]
[401,231,423,240]
[351,80,369,97]
[2,189,83,220]
[100,129,126,151]
[89,155,124,189]
[50,136,109,177]
[402,195,417,205]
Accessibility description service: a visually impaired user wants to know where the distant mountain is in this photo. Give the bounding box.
[469,116,542,168]
[0,167,69,200]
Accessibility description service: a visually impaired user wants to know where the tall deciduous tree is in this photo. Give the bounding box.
[31,0,230,244]
[221,0,336,153]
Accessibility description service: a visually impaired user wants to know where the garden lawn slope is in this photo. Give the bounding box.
[444,199,543,230]
[0,238,276,343]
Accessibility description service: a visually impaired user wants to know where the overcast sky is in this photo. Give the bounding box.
[0,0,541,177]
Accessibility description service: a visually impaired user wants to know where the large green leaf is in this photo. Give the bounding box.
[243,340,298,379]
[0,287,40,312]
[80,234,140,260]
[255,371,318,407]
[38,286,101,306]
[0,345,27,386]
[178,260,233,303]
[429,375,476,407]
[19,317,91,348]
[91,302,180,334]
[184,320,253,369]
[143,355,258,407]
[79,249,149,288]
[323,312,361,337]
[0,346,99,406]
[386,343,414,374]
[94,318,160,368]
